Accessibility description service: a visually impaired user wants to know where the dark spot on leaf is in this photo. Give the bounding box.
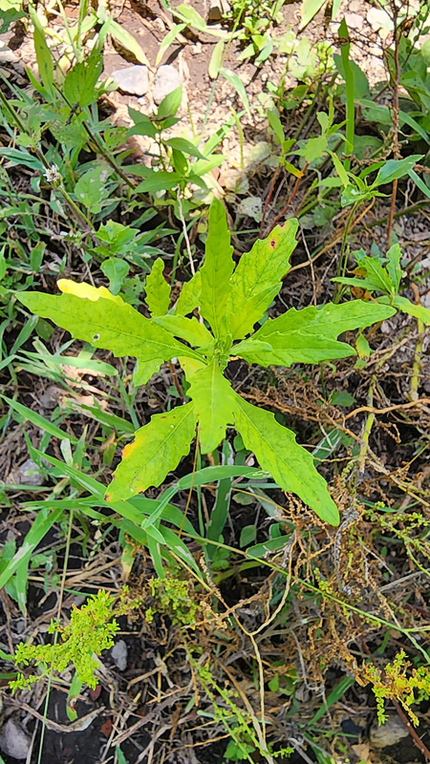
[93,333,100,341]
[270,239,276,248]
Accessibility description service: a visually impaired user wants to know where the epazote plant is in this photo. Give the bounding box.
[17,200,396,526]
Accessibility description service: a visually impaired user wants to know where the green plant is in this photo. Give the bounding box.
[226,0,285,64]
[145,576,199,626]
[332,242,430,324]
[362,650,430,725]
[10,589,138,691]
[17,200,396,526]
[195,658,293,762]
[125,87,226,214]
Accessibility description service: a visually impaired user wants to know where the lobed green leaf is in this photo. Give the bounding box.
[17,291,201,366]
[237,300,396,366]
[187,359,236,453]
[145,258,171,317]
[106,403,197,502]
[233,395,339,525]
[154,314,214,349]
[391,295,430,325]
[199,199,234,338]
[224,218,299,340]
[175,271,202,316]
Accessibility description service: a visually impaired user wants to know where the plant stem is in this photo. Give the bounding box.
[409,283,424,401]
[333,201,359,304]
[392,699,430,761]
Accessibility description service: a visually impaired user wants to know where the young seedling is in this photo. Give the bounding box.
[333,243,430,325]
[17,200,396,526]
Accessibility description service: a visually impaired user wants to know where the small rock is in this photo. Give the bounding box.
[110,65,149,96]
[369,715,409,748]
[349,0,361,11]
[9,458,45,486]
[0,719,31,760]
[111,639,128,672]
[367,7,394,33]
[207,0,230,21]
[153,17,165,34]
[153,65,183,105]
[40,385,61,410]
[0,41,18,64]
[190,43,202,56]
[422,290,430,311]
[344,12,363,29]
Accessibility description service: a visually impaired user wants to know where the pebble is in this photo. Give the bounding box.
[344,12,363,29]
[367,7,394,33]
[369,715,409,748]
[207,0,230,22]
[109,65,149,96]
[40,385,61,410]
[0,41,18,64]
[0,719,31,760]
[9,458,45,486]
[153,65,183,105]
[153,17,165,34]
[111,639,128,672]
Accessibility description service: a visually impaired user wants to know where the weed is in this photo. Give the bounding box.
[17,200,398,528]
[361,650,430,726]
[10,589,139,691]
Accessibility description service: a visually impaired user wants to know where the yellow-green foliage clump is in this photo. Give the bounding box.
[11,589,137,691]
[363,650,430,725]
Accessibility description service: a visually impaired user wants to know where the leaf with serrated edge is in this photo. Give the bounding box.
[178,356,205,381]
[145,258,171,317]
[392,295,430,325]
[199,199,234,337]
[17,291,201,365]
[175,270,201,316]
[58,279,124,304]
[188,359,235,453]
[154,314,214,349]
[133,358,163,387]
[233,395,339,525]
[224,218,299,340]
[238,301,396,366]
[360,256,393,295]
[105,403,197,502]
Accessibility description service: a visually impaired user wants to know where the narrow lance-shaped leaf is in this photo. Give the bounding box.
[29,6,55,99]
[386,244,403,294]
[106,403,197,502]
[235,300,396,367]
[17,285,202,366]
[145,258,171,317]
[233,395,339,525]
[373,155,423,187]
[188,359,236,453]
[224,218,299,340]
[199,198,234,338]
